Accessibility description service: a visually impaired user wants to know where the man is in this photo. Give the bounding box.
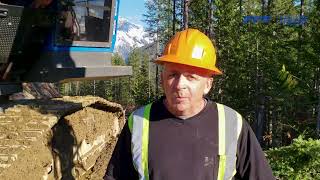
[104,29,275,180]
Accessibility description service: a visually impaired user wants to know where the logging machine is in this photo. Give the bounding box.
[0,0,132,98]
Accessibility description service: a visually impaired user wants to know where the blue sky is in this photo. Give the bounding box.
[118,0,147,26]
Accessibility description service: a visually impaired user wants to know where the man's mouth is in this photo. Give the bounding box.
[175,97,188,102]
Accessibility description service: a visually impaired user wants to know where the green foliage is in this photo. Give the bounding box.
[189,0,211,31]
[144,0,178,44]
[112,53,126,65]
[266,136,320,179]
[128,48,156,105]
[278,64,298,91]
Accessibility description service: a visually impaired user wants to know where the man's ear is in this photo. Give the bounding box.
[204,77,213,95]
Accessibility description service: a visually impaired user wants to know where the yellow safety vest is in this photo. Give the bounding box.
[128,103,243,180]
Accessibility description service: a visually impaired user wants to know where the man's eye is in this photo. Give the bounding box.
[187,75,197,80]
[169,73,177,78]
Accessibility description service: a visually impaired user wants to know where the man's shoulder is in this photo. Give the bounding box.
[130,99,163,115]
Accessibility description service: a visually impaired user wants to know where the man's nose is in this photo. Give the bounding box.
[175,74,188,89]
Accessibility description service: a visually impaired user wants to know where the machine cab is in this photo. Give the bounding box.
[55,0,115,48]
[0,0,131,89]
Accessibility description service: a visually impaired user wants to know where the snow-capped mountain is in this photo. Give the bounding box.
[115,17,153,60]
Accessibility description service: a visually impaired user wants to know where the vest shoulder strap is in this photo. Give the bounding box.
[216,103,243,180]
[128,103,152,180]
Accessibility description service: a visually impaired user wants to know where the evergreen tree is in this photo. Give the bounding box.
[128,48,155,106]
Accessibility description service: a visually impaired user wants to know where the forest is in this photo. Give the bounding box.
[59,0,320,178]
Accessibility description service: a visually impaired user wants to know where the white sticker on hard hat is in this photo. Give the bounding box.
[192,46,204,59]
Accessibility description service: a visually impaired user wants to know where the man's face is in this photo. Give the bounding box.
[161,63,213,117]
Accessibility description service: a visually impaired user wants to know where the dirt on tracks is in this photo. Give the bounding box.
[0,96,125,180]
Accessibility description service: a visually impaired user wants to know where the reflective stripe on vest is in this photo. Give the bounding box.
[217,103,243,180]
[129,103,243,180]
[128,103,152,180]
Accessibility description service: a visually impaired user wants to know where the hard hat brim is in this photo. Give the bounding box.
[155,55,223,75]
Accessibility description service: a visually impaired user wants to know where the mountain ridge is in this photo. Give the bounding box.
[115,17,153,60]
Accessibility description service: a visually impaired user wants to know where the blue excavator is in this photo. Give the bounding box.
[0,1,132,179]
[0,0,131,97]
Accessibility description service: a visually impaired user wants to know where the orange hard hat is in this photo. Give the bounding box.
[155,28,222,75]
